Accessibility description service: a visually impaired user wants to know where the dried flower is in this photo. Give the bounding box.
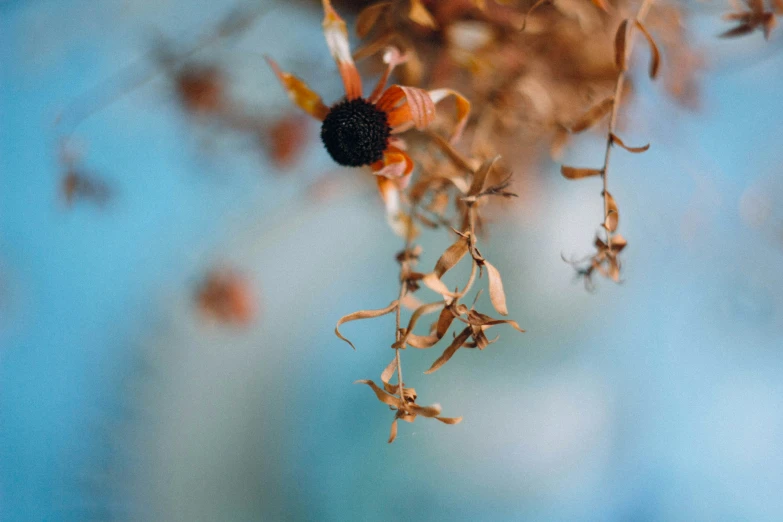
[266,0,470,234]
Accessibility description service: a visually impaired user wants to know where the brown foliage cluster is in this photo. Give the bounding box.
[720,0,780,39]
[344,0,703,164]
[336,156,524,442]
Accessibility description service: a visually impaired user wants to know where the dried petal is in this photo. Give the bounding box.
[335,301,398,349]
[427,88,472,143]
[377,85,437,132]
[561,166,603,180]
[322,0,362,99]
[265,57,329,121]
[435,416,463,424]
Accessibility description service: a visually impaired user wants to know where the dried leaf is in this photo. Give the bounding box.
[611,133,650,153]
[615,19,629,71]
[461,310,525,332]
[421,272,458,298]
[409,0,438,29]
[381,357,398,389]
[467,156,500,197]
[356,379,403,409]
[719,24,755,38]
[603,191,619,232]
[611,234,628,251]
[436,416,463,424]
[561,166,603,180]
[335,300,398,349]
[569,97,614,133]
[388,418,398,443]
[434,236,470,277]
[436,305,457,337]
[608,257,621,282]
[521,0,549,31]
[634,20,661,79]
[425,131,476,176]
[484,261,508,316]
[408,402,442,417]
[394,300,446,348]
[425,327,472,374]
[356,2,391,37]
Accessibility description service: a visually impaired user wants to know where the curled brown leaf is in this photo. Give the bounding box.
[611,133,650,153]
[634,20,661,79]
[355,379,403,408]
[425,327,472,374]
[335,300,399,349]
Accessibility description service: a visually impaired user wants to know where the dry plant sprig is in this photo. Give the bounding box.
[720,0,778,39]
[560,0,660,289]
[336,157,524,442]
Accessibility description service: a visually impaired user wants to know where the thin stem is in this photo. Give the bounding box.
[394,205,417,405]
[602,0,654,251]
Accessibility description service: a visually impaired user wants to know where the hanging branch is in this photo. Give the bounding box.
[561,0,660,289]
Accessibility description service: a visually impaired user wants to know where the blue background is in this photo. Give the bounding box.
[2,1,783,520]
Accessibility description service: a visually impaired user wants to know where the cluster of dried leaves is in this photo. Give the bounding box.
[560,0,659,289]
[336,154,524,442]
[326,0,781,440]
[343,0,703,166]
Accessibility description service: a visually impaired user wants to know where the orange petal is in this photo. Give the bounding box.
[375,175,414,237]
[322,0,363,99]
[377,85,436,132]
[428,88,471,144]
[265,56,329,121]
[370,147,414,179]
[368,47,409,103]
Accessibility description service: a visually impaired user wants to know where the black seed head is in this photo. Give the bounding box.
[321,98,391,167]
